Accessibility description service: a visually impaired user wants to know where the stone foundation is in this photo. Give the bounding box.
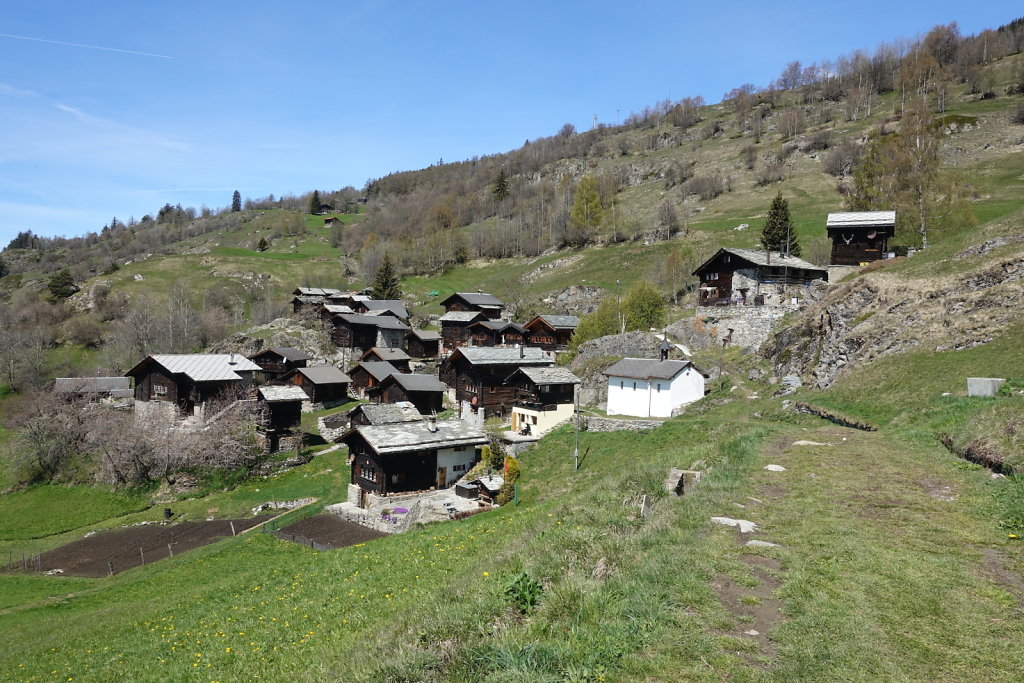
[584,416,664,433]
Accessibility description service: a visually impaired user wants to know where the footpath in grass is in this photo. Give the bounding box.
[1,411,1023,680]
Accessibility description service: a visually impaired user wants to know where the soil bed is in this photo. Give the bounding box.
[14,517,270,578]
[274,514,386,549]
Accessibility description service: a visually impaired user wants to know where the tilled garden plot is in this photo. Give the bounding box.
[274,514,386,549]
[29,517,270,577]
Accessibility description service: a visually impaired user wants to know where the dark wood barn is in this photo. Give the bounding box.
[439,292,504,319]
[351,299,409,320]
[348,361,398,398]
[342,419,488,500]
[406,329,441,359]
[468,320,527,347]
[692,247,827,307]
[369,373,447,415]
[291,287,342,313]
[440,311,487,350]
[826,211,897,265]
[360,347,412,373]
[249,347,311,381]
[524,315,579,351]
[126,354,261,415]
[328,313,409,351]
[438,346,555,418]
[282,365,350,405]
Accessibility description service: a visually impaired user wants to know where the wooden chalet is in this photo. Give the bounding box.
[281,365,350,405]
[256,385,308,451]
[524,315,579,351]
[406,329,442,358]
[508,366,580,436]
[342,418,488,500]
[440,310,487,350]
[826,211,896,265]
[328,313,409,351]
[360,347,412,373]
[249,347,311,381]
[692,247,827,307]
[439,291,504,319]
[291,287,342,313]
[348,361,398,398]
[369,372,447,415]
[468,320,527,347]
[126,354,260,416]
[438,346,555,418]
[352,299,409,320]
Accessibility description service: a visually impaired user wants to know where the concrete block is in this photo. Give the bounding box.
[967,377,1006,398]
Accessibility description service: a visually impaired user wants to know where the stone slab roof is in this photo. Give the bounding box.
[322,304,354,315]
[455,347,555,366]
[361,299,410,318]
[266,347,311,362]
[293,287,342,297]
[335,314,410,330]
[258,386,310,402]
[295,365,351,384]
[143,354,261,382]
[537,315,580,329]
[55,377,132,395]
[362,347,411,362]
[720,247,826,272]
[386,373,448,393]
[409,329,442,341]
[602,358,695,381]
[353,420,488,454]
[517,366,581,385]
[351,402,423,425]
[441,292,504,307]
[440,311,484,323]
[352,361,398,381]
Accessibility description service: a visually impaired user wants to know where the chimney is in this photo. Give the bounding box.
[229,352,236,365]
[427,415,438,433]
[519,344,524,359]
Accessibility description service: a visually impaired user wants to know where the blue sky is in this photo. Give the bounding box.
[0,1,1016,245]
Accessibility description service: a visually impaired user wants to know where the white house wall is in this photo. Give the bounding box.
[606,369,704,418]
[436,446,478,488]
[511,402,575,436]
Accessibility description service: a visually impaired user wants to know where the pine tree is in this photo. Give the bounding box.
[308,190,321,215]
[761,192,800,257]
[47,269,79,301]
[371,253,402,300]
[492,170,510,203]
[231,190,242,213]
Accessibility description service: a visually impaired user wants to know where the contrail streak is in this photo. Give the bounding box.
[0,33,172,59]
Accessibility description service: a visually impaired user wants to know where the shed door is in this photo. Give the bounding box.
[437,466,447,489]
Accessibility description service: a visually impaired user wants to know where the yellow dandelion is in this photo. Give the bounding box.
[483,571,490,576]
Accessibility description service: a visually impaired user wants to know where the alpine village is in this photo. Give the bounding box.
[3,13,1024,682]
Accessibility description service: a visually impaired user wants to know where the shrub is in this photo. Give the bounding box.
[504,572,544,613]
[681,173,724,200]
[1011,104,1024,125]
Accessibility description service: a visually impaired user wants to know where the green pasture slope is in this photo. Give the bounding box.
[2,376,1024,679]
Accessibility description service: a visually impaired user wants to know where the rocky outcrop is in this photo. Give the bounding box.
[206,317,334,363]
[763,249,1024,389]
[569,330,664,406]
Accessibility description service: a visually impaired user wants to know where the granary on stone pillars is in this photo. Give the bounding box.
[692,247,827,308]
[826,210,896,265]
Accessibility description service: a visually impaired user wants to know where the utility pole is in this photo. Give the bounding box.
[573,385,580,471]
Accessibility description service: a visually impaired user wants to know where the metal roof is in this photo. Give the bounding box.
[362,347,411,362]
[454,346,555,366]
[350,403,423,425]
[352,361,398,381]
[55,377,132,394]
[441,292,504,307]
[385,373,448,392]
[440,311,485,323]
[258,386,310,402]
[602,358,695,381]
[826,211,896,229]
[296,365,351,384]
[142,354,261,382]
[516,366,581,385]
[537,315,580,329]
[351,420,488,454]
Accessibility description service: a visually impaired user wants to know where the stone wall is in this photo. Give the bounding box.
[584,416,664,433]
[317,416,348,443]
